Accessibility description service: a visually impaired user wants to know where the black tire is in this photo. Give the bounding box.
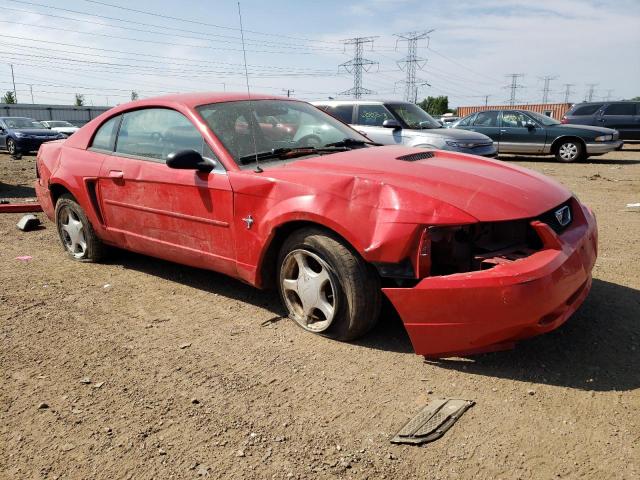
[55,194,105,262]
[554,138,585,163]
[277,227,381,341]
[7,138,17,155]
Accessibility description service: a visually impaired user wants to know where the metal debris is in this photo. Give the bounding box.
[16,214,41,231]
[391,398,474,445]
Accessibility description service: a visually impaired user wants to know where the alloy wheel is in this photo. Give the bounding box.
[59,206,87,258]
[7,139,16,155]
[280,249,337,332]
[559,142,578,161]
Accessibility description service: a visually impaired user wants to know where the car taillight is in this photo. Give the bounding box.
[416,228,431,277]
[561,117,569,124]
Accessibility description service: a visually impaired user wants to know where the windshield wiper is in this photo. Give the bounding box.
[324,138,380,148]
[238,146,349,165]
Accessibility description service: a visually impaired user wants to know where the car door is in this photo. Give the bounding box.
[597,103,639,140]
[0,119,7,148]
[352,104,405,145]
[499,111,546,153]
[466,111,501,146]
[97,107,236,276]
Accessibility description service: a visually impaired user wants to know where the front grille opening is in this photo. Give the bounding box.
[430,220,543,276]
[537,200,573,233]
[396,151,435,162]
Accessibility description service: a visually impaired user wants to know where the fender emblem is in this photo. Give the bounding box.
[242,215,254,229]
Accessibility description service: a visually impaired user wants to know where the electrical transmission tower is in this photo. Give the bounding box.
[562,83,574,103]
[504,74,524,105]
[394,30,434,103]
[339,37,378,99]
[604,89,614,101]
[585,83,598,102]
[540,75,557,104]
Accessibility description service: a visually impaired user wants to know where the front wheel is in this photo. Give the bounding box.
[7,138,17,155]
[277,228,380,341]
[555,139,584,162]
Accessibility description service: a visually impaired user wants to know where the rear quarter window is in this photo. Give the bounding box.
[603,103,636,116]
[571,104,603,116]
[323,105,354,124]
[90,115,121,151]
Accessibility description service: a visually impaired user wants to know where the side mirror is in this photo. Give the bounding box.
[166,149,215,173]
[382,119,401,130]
[525,121,536,130]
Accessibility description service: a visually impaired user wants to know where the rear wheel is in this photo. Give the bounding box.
[55,194,104,262]
[555,139,584,162]
[277,228,380,341]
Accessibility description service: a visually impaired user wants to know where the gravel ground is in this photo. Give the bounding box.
[1,146,639,479]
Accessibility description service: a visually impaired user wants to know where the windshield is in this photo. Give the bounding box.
[197,100,371,167]
[48,121,74,127]
[527,111,561,126]
[4,117,45,129]
[386,103,442,129]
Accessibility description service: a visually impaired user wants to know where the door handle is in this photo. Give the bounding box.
[500,129,507,132]
[108,170,124,179]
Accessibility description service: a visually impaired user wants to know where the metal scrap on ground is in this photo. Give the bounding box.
[16,214,41,231]
[391,398,475,445]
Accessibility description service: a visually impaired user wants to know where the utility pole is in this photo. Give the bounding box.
[504,73,524,106]
[586,83,598,102]
[394,30,434,104]
[484,95,490,107]
[10,64,18,103]
[282,89,294,98]
[339,37,378,99]
[540,75,557,104]
[562,83,574,104]
[28,84,34,104]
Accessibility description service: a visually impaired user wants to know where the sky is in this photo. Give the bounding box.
[1,0,639,108]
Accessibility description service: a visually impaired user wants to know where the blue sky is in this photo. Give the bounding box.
[1,0,638,107]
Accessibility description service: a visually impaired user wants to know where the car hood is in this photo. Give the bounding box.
[266,146,570,223]
[13,128,59,136]
[52,127,79,133]
[557,124,617,135]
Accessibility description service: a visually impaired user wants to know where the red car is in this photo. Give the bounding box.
[35,93,598,357]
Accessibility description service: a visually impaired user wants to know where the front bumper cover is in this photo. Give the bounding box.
[383,200,598,357]
[585,140,622,154]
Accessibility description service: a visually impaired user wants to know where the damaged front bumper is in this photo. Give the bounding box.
[382,200,598,357]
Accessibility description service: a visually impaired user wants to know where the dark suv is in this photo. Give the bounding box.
[562,101,640,141]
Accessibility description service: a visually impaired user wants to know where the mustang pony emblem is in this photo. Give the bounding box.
[555,206,571,227]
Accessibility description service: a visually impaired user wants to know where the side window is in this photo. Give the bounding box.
[473,111,498,127]
[324,105,354,124]
[456,114,475,127]
[116,108,208,161]
[90,115,121,151]
[501,111,529,128]
[603,103,636,116]
[356,105,393,126]
[572,104,603,116]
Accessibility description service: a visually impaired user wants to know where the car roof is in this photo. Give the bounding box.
[127,91,290,109]
[311,99,411,106]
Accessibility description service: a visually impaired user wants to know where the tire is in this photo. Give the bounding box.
[555,138,584,163]
[55,194,104,262]
[277,227,381,341]
[7,138,17,155]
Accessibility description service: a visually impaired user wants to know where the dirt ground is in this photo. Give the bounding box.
[1,146,639,480]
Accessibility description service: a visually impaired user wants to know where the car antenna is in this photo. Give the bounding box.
[237,1,263,173]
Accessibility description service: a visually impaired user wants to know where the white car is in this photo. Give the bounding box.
[40,120,79,137]
[312,100,496,157]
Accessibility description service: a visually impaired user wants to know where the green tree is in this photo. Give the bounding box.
[74,93,85,106]
[417,96,451,116]
[2,91,16,104]
[131,90,139,101]
[630,96,640,101]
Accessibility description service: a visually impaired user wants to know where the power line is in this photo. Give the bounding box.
[339,37,379,99]
[585,83,598,102]
[394,30,433,103]
[504,73,525,105]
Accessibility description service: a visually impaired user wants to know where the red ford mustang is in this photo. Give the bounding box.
[35,93,597,357]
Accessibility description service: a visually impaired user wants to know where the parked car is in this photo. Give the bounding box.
[439,115,459,127]
[35,93,597,357]
[40,120,80,137]
[0,117,65,155]
[452,109,622,162]
[562,101,640,141]
[312,100,497,157]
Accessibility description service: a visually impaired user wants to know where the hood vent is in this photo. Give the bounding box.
[396,151,435,162]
